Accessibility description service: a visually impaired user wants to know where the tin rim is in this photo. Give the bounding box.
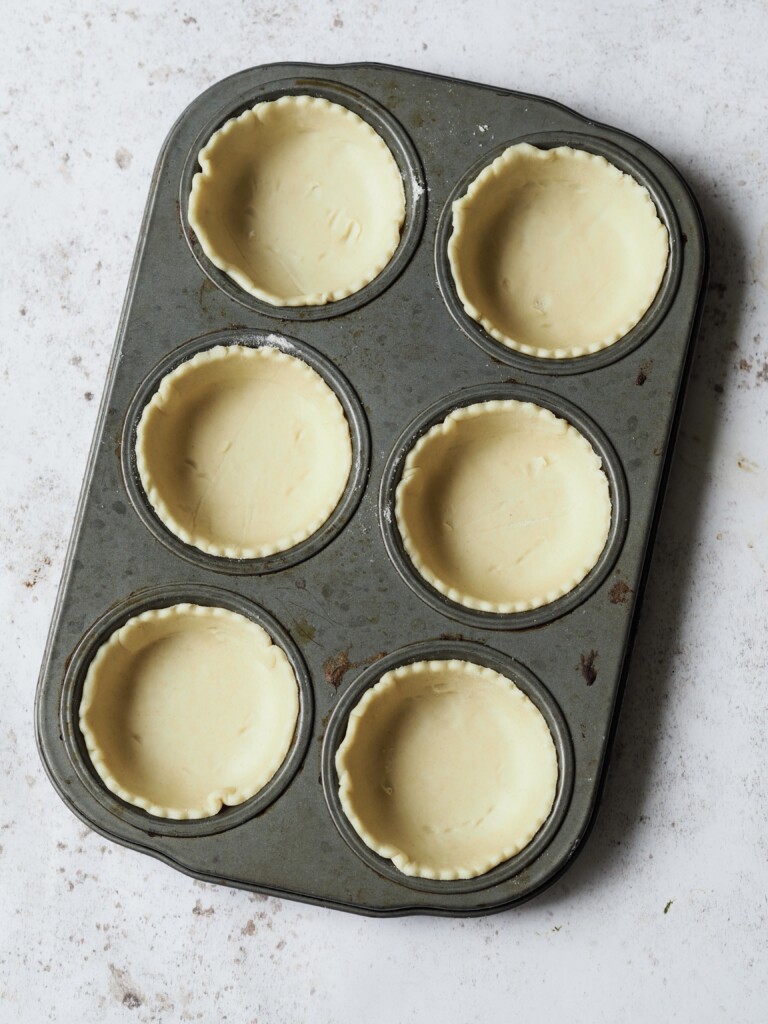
[122,329,370,575]
[379,382,629,630]
[321,639,574,894]
[59,584,314,839]
[435,131,683,375]
[179,77,427,320]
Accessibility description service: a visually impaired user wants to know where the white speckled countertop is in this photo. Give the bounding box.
[3,1,767,1020]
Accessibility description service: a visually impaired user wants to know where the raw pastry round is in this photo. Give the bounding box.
[79,604,300,819]
[448,143,669,358]
[336,659,558,879]
[136,345,353,559]
[396,399,611,612]
[189,94,406,306]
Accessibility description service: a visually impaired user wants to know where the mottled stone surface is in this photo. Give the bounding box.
[2,1,767,1020]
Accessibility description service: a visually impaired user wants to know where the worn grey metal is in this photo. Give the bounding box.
[35,62,708,917]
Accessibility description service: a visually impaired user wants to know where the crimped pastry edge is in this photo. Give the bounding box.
[135,344,352,559]
[188,94,406,306]
[394,399,612,613]
[335,658,558,879]
[78,603,299,820]
[447,143,670,359]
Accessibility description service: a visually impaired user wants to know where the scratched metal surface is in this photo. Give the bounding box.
[35,62,707,916]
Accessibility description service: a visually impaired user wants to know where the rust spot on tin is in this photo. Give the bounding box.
[323,648,386,688]
[324,650,353,688]
[579,650,598,686]
[609,581,632,605]
[635,359,653,386]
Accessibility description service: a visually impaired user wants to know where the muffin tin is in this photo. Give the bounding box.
[35,62,708,916]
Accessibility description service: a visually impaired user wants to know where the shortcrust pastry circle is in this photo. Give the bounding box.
[335,658,558,879]
[79,604,300,819]
[395,399,612,612]
[448,143,669,358]
[189,94,406,306]
[135,344,353,559]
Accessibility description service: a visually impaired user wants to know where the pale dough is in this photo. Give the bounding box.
[336,659,558,879]
[448,143,669,358]
[136,344,353,559]
[396,399,611,612]
[79,604,300,819]
[188,94,406,306]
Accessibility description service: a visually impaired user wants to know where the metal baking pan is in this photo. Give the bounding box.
[35,61,708,916]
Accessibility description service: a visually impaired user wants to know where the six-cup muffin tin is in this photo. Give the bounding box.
[35,62,708,916]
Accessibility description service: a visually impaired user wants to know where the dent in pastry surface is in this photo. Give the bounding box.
[336,659,558,879]
[79,604,300,820]
[189,95,406,306]
[396,400,612,613]
[448,144,669,358]
[136,344,353,559]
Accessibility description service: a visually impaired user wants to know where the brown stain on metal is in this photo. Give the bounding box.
[635,359,653,386]
[579,650,598,686]
[609,580,632,605]
[198,276,216,313]
[293,619,316,644]
[323,650,353,687]
[438,632,481,643]
[324,649,386,688]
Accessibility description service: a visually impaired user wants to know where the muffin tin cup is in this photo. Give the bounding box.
[122,329,370,575]
[435,130,683,375]
[59,583,314,839]
[180,76,427,320]
[322,639,574,895]
[36,62,708,916]
[379,382,629,630]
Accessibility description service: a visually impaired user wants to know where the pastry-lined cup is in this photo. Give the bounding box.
[448,143,669,359]
[334,658,558,880]
[188,94,406,306]
[395,398,612,613]
[135,344,353,559]
[78,604,300,820]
